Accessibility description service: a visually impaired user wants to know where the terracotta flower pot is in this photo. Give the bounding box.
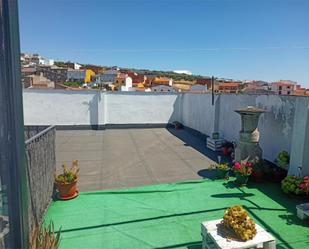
[55,180,78,200]
[235,173,250,186]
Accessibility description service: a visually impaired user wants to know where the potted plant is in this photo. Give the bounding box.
[272,166,287,183]
[221,141,234,157]
[173,121,183,129]
[211,163,230,179]
[277,151,290,169]
[232,159,253,186]
[212,132,219,140]
[250,159,264,183]
[281,175,309,198]
[300,176,309,195]
[55,160,79,200]
[270,151,289,182]
[30,222,61,249]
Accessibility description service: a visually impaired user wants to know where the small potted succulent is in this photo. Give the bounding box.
[232,159,253,186]
[211,163,230,179]
[55,160,79,200]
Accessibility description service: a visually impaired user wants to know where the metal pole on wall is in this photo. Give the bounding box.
[211,76,215,105]
[0,0,29,248]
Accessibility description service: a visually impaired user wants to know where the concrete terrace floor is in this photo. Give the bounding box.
[55,128,222,191]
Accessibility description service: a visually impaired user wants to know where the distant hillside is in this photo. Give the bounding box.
[54,60,208,81]
[122,68,207,81]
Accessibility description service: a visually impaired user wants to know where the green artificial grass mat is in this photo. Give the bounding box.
[44,179,309,249]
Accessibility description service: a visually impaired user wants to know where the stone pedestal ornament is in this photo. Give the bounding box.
[235,106,266,162]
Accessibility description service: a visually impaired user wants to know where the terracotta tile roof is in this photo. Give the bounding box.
[219,82,241,87]
[22,67,36,73]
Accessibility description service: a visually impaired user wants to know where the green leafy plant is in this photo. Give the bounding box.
[55,160,79,185]
[29,222,61,249]
[277,151,290,167]
[63,81,83,87]
[281,175,306,195]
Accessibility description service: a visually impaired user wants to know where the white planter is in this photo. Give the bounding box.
[296,203,309,220]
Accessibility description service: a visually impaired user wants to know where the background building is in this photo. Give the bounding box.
[24,73,55,89]
[270,80,296,95]
[37,65,68,83]
[67,69,95,83]
[151,84,175,92]
[95,69,119,87]
[218,80,243,93]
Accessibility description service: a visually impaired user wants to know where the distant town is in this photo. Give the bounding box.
[21,52,309,96]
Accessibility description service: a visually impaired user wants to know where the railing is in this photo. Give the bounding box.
[25,125,56,231]
[24,126,49,140]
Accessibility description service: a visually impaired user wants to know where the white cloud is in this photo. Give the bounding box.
[173,70,192,75]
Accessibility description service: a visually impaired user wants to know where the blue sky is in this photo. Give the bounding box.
[19,0,309,86]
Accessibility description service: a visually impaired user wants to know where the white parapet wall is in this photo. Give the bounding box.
[23,89,309,174]
[181,93,294,161]
[102,92,181,124]
[23,89,97,125]
[23,90,181,126]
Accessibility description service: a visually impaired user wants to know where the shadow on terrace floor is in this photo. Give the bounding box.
[166,127,232,180]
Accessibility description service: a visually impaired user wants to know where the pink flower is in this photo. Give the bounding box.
[246,162,253,167]
[234,162,241,170]
[234,162,241,167]
[299,183,306,190]
[303,176,309,180]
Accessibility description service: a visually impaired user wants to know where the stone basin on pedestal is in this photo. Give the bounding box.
[235,106,266,162]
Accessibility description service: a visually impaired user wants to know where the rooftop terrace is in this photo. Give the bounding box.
[56,128,220,191]
[22,90,309,249]
[1,4,309,247]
